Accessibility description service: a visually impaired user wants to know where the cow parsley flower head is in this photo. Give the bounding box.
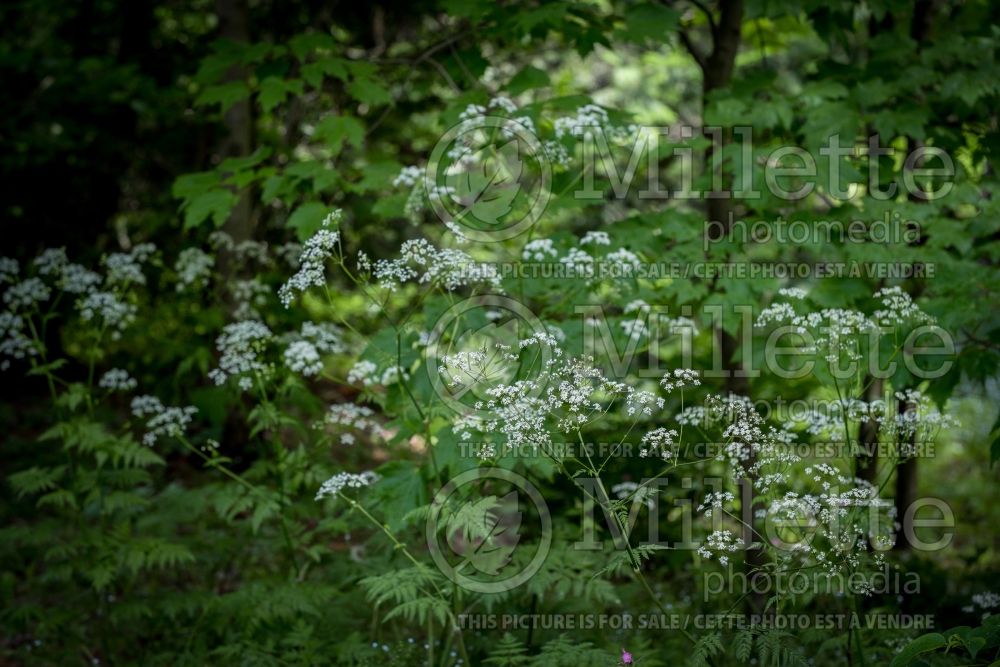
[4,278,51,310]
[347,359,408,387]
[103,243,156,286]
[660,368,700,392]
[209,320,274,390]
[320,403,387,442]
[34,248,68,276]
[99,368,137,392]
[372,239,501,292]
[393,165,423,188]
[778,287,808,300]
[315,470,379,500]
[299,321,345,354]
[284,340,323,376]
[580,230,610,246]
[278,210,342,308]
[522,239,557,261]
[175,248,214,291]
[77,291,137,338]
[559,248,594,276]
[130,395,197,446]
[0,312,37,370]
[0,257,19,284]
[872,286,933,325]
[59,264,102,294]
[488,95,518,114]
[231,278,270,320]
[554,104,611,139]
[639,427,678,459]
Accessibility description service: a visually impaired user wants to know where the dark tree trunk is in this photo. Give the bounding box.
[215,0,255,244]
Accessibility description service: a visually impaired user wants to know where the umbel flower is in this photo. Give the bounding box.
[278,209,342,307]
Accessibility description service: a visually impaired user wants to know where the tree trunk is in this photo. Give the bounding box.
[215,0,255,244]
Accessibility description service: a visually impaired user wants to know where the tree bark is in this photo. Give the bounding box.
[215,0,255,243]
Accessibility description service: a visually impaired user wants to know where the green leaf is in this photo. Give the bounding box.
[289,33,337,61]
[194,81,251,112]
[451,139,523,227]
[621,3,679,44]
[506,66,550,95]
[183,190,237,230]
[258,77,304,112]
[286,202,330,241]
[301,57,349,88]
[889,633,947,667]
[313,115,365,154]
[345,77,392,106]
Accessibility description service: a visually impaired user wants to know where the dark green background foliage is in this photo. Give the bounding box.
[1,0,1000,665]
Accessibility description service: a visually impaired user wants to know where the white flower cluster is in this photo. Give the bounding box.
[697,529,740,566]
[639,427,678,459]
[281,321,345,378]
[456,348,676,452]
[4,277,51,310]
[347,359,407,387]
[580,230,610,246]
[756,290,923,365]
[0,312,37,370]
[320,403,387,444]
[697,491,735,518]
[59,263,102,294]
[660,369,700,392]
[0,257,19,284]
[372,238,501,292]
[130,394,197,446]
[99,368,137,391]
[34,248,69,276]
[231,278,270,320]
[175,247,214,291]
[553,104,636,143]
[278,210,342,307]
[872,286,934,326]
[315,470,379,500]
[393,165,423,188]
[284,340,323,376]
[701,395,897,574]
[209,320,274,390]
[103,243,156,287]
[208,232,270,265]
[440,345,513,388]
[77,291,138,338]
[777,286,808,300]
[522,239,557,261]
[300,321,345,354]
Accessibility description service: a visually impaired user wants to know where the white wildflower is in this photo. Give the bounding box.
[208,320,273,390]
[4,278,51,310]
[99,368,137,392]
[278,210,342,307]
[315,470,379,499]
[77,291,137,337]
[284,340,323,376]
[175,248,214,291]
[34,248,68,276]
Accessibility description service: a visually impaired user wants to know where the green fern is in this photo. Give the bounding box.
[484,633,530,666]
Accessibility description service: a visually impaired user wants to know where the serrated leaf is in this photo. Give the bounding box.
[450,491,521,576]
[183,190,237,229]
[195,81,251,112]
[451,140,523,227]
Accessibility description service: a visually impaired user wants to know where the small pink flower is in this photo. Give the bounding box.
[621,648,633,665]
